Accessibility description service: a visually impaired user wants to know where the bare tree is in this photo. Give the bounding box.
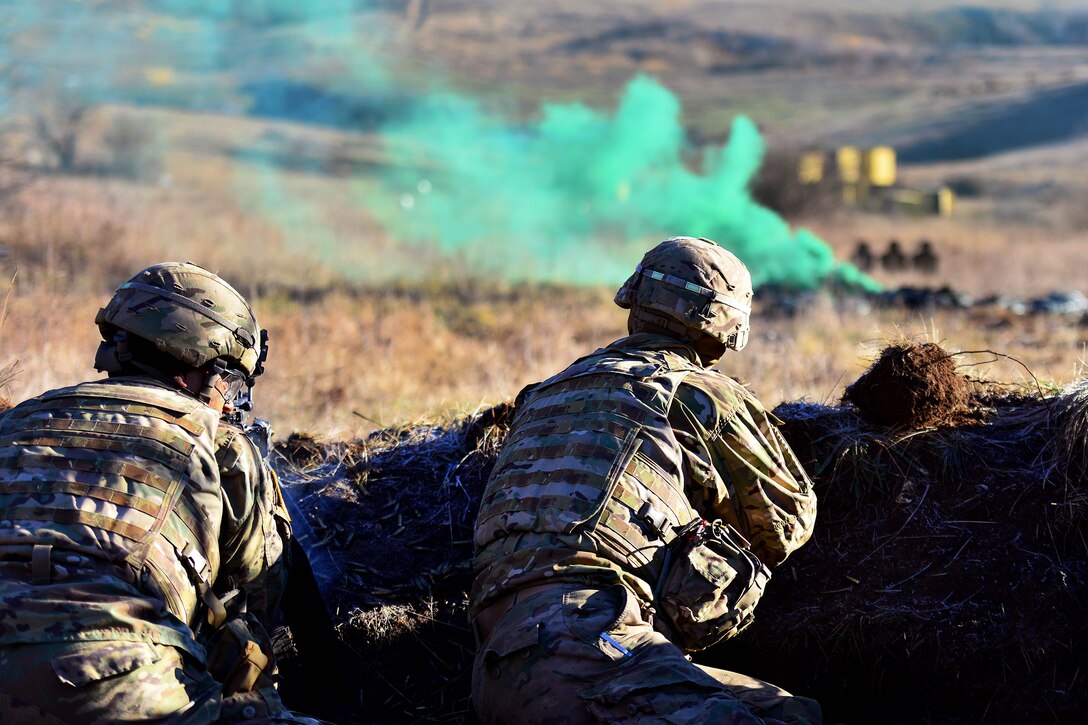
[33,101,89,173]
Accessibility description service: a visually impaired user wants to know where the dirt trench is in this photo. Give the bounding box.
[272,345,1087,724]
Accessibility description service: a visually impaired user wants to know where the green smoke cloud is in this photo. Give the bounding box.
[0,1,875,291]
[370,75,875,290]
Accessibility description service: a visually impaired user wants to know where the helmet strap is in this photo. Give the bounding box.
[726,326,750,352]
[199,360,237,407]
[628,307,692,340]
[93,342,124,374]
[93,331,135,374]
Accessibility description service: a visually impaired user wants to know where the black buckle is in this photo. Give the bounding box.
[254,329,269,378]
[637,502,669,539]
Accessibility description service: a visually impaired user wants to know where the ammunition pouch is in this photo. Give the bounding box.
[206,610,277,696]
[655,519,771,652]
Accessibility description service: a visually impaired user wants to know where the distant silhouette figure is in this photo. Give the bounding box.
[913,239,939,274]
[881,239,907,273]
[850,240,874,272]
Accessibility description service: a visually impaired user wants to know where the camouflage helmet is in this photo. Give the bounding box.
[95,262,267,380]
[615,237,753,352]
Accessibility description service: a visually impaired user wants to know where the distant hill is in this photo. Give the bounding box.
[895,80,1088,161]
[5,1,1088,169]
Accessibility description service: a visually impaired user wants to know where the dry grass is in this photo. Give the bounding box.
[0,157,1086,439]
[1,278,1084,439]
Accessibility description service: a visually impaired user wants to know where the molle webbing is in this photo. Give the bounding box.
[0,417,195,457]
[0,388,216,623]
[0,434,192,469]
[0,453,181,495]
[597,457,695,568]
[0,480,205,548]
[5,398,206,437]
[515,397,652,429]
[0,452,210,556]
[1,506,168,546]
[1,505,199,617]
[476,423,642,537]
[0,486,213,581]
[32,383,202,416]
[618,454,693,535]
[476,347,696,560]
[506,416,630,445]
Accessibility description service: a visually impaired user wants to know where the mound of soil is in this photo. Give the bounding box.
[843,342,973,428]
[733,391,1086,724]
[271,358,1087,724]
[272,415,511,723]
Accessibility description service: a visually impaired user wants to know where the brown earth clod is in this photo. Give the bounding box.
[843,341,973,429]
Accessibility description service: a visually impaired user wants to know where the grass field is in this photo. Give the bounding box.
[1,171,1085,440]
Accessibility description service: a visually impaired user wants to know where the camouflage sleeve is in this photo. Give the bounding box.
[670,371,816,567]
[214,423,291,625]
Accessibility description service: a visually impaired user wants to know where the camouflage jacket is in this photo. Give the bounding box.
[471,334,816,616]
[0,376,290,658]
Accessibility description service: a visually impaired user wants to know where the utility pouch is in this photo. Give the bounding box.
[655,519,771,652]
[205,612,276,695]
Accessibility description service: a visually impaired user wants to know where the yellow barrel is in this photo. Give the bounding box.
[837,146,861,183]
[865,146,897,187]
[798,152,825,184]
[938,186,955,216]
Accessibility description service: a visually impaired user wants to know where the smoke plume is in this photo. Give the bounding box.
[0,1,875,291]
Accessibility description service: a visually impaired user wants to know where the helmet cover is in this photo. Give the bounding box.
[615,237,753,352]
[95,262,266,380]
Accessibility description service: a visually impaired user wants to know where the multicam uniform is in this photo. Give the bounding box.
[0,376,290,723]
[470,333,819,724]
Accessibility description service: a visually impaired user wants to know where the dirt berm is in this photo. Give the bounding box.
[273,344,1087,724]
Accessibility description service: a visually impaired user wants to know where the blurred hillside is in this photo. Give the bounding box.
[2,0,1087,253]
[0,1,1086,434]
[401,1,1088,147]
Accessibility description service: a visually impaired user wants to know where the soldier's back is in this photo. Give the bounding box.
[0,376,227,643]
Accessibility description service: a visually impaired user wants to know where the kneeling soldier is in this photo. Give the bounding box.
[0,263,312,722]
[471,238,821,724]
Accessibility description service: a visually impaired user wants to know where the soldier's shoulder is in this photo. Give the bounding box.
[39,376,203,412]
[215,421,266,473]
[0,377,165,411]
[215,418,247,451]
[678,368,764,420]
[92,375,199,401]
[684,366,758,400]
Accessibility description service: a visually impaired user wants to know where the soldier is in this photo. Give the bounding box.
[880,239,907,273]
[0,263,311,723]
[850,239,874,272]
[912,239,939,274]
[470,237,821,724]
